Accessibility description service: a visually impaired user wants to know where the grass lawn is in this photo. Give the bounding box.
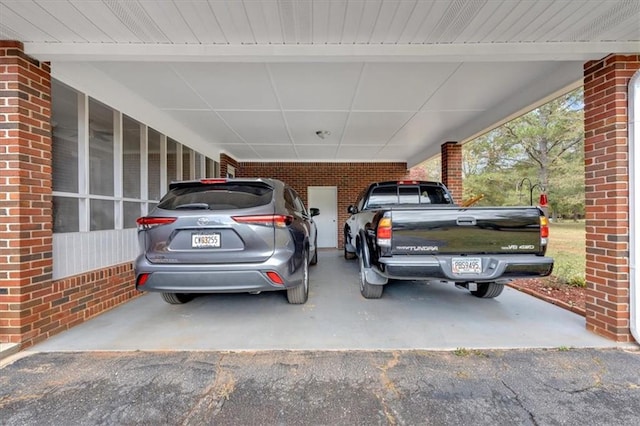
[547,220,586,287]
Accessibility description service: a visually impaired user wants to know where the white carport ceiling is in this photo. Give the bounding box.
[1,0,639,166]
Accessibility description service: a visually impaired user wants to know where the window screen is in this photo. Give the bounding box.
[52,80,78,193]
[123,115,141,198]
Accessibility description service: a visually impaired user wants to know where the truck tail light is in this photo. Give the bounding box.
[233,214,293,228]
[377,216,392,247]
[540,215,549,246]
[136,217,177,230]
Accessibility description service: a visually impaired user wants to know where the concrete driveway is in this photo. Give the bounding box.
[3,251,640,425]
[30,250,614,352]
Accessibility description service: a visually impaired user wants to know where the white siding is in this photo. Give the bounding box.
[53,229,139,280]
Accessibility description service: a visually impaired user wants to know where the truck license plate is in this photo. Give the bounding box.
[192,233,221,248]
[452,258,482,274]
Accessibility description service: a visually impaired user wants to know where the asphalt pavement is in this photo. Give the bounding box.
[2,348,640,425]
[2,250,639,425]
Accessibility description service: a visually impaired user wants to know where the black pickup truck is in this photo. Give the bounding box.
[344,181,553,299]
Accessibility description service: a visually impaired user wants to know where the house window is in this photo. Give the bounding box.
[50,78,215,234]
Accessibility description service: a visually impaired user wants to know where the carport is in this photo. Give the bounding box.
[1,0,639,351]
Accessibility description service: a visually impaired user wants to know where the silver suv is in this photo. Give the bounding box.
[135,178,318,304]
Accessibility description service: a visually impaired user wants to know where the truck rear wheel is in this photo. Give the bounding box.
[344,230,356,259]
[344,245,356,260]
[359,255,383,299]
[471,282,504,298]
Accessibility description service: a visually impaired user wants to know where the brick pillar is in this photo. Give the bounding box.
[584,54,640,342]
[0,41,53,346]
[441,141,463,203]
[220,153,239,178]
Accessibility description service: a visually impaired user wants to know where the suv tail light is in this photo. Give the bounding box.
[200,178,227,184]
[136,217,177,230]
[233,215,293,228]
[265,271,284,285]
[377,215,392,247]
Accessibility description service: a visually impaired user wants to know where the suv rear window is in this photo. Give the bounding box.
[158,183,273,210]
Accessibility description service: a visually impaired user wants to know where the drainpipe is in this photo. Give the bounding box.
[630,71,640,344]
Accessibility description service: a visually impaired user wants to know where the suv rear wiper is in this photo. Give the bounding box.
[175,203,210,210]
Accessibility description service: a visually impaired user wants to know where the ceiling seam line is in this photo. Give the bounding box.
[395,0,420,44]
[34,0,86,42]
[264,62,299,159]
[206,1,230,44]
[240,0,258,44]
[168,63,258,158]
[376,62,465,155]
[367,0,385,44]
[336,62,368,159]
[2,1,59,41]
[381,0,403,44]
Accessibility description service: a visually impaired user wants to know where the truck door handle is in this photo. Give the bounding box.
[456,217,477,226]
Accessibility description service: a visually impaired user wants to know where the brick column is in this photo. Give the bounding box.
[220,153,239,178]
[441,141,463,203]
[584,54,640,342]
[0,41,53,346]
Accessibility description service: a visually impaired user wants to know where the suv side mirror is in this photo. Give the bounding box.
[310,207,320,217]
[348,205,357,214]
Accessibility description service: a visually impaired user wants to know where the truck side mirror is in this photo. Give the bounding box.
[348,205,357,214]
[310,207,320,217]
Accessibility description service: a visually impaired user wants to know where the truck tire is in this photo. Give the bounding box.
[359,255,383,299]
[344,245,356,260]
[161,293,194,304]
[287,251,309,304]
[344,230,356,260]
[471,282,504,298]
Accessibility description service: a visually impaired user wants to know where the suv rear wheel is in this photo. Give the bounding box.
[287,251,309,304]
[161,293,194,304]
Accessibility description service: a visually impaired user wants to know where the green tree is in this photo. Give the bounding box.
[462,128,527,206]
[462,88,584,214]
[411,89,585,214]
[408,156,441,181]
[502,88,584,214]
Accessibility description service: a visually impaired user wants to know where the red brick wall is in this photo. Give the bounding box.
[441,142,463,204]
[0,42,140,349]
[220,153,239,178]
[583,54,640,342]
[0,41,54,345]
[26,264,137,349]
[238,161,409,247]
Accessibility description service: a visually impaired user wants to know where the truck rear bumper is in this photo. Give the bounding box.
[377,254,553,282]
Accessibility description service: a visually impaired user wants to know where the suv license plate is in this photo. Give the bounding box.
[192,233,221,248]
[452,258,482,274]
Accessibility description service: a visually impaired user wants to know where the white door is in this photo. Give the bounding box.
[308,186,338,248]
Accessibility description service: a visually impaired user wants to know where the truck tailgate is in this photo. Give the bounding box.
[390,207,543,255]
